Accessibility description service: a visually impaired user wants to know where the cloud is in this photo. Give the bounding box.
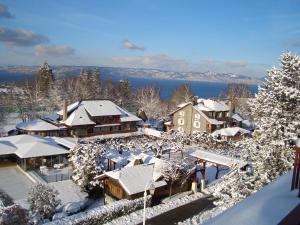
[0,27,49,47]
[0,3,13,18]
[284,39,300,47]
[224,60,248,68]
[35,45,75,57]
[122,39,145,50]
[112,54,189,71]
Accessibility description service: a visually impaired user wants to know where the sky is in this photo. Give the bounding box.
[0,0,300,77]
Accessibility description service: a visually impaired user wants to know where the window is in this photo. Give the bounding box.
[178,127,184,132]
[193,121,200,128]
[195,113,200,120]
[179,111,185,116]
[178,118,184,125]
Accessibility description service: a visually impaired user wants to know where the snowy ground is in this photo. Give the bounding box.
[0,112,22,136]
[50,180,88,205]
[0,166,34,209]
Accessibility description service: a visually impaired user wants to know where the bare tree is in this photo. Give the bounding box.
[135,85,163,119]
[161,158,187,196]
[170,84,193,106]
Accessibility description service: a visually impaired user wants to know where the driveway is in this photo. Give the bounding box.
[0,166,34,203]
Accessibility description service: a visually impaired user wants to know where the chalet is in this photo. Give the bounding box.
[211,127,251,141]
[97,157,193,204]
[168,99,232,134]
[16,100,142,137]
[97,163,168,204]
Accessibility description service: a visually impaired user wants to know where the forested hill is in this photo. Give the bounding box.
[0,65,262,84]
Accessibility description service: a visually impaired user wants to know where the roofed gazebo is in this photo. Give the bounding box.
[190,149,248,192]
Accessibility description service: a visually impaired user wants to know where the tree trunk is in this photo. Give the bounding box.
[169,181,174,197]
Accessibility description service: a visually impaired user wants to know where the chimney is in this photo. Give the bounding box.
[63,100,68,121]
[228,100,233,118]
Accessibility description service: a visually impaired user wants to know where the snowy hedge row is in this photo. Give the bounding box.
[45,196,151,225]
[106,192,205,225]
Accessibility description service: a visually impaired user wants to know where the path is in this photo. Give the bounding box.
[138,196,216,225]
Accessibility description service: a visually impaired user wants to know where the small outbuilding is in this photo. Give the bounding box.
[0,135,71,170]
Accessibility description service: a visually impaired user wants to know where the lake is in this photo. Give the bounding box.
[0,72,258,100]
[111,76,258,100]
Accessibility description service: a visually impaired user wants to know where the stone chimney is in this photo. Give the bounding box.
[228,100,233,118]
[63,99,68,121]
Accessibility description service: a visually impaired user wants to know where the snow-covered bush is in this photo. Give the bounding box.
[69,140,107,191]
[45,195,151,225]
[28,184,61,221]
[0,204,28,225]
[0,189,14,207]
[63,199,88,215]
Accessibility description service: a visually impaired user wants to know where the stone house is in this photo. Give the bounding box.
[168,99,232,134]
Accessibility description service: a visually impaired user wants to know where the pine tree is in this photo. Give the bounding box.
[69,141,106,191]
[36,62,54,96]
[203,52,300,213]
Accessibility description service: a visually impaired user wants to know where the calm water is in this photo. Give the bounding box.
[114,76,258,99]
[0,72,258,100]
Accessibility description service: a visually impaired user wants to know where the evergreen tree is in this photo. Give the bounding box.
[69,141,106,191]
[36,62,54,96]
[205,52,300,213]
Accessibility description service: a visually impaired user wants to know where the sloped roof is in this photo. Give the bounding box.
[82,100,123,117]
[168,102,193,116]
[232,113,244,122]
[190,149,247,168]
[0,135,69,158]
[58,100,141,126]
[212,127,251,137]
[16,119,66,131]
[98,164,167,195]
[63,104,96,126]
[57,101,80,115]
[197,99,229,112]
[194,107,225,125]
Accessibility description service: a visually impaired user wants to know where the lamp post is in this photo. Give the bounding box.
[291,138,300,197]
[143,180,156,225]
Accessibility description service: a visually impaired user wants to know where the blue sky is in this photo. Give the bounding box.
[0,0,300,77]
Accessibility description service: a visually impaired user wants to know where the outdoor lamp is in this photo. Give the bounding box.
[148,182,156,195]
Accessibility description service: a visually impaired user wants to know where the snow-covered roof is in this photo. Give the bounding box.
[16,119,66,131]
[57,101,80,116]
[194,107,225,125]
[203,171,299,225]
[47,136,78,149]
[100,164,167,195]
[190,149,247,168]
[169,102,192,116]
[212,127,251,137]
[63,105,96,126]
[177,102,191,108]
[81,100,123,117]
[0,135,69,158]
[197,99,229,112]
[58,100,141,126]
[232,113,244,122]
